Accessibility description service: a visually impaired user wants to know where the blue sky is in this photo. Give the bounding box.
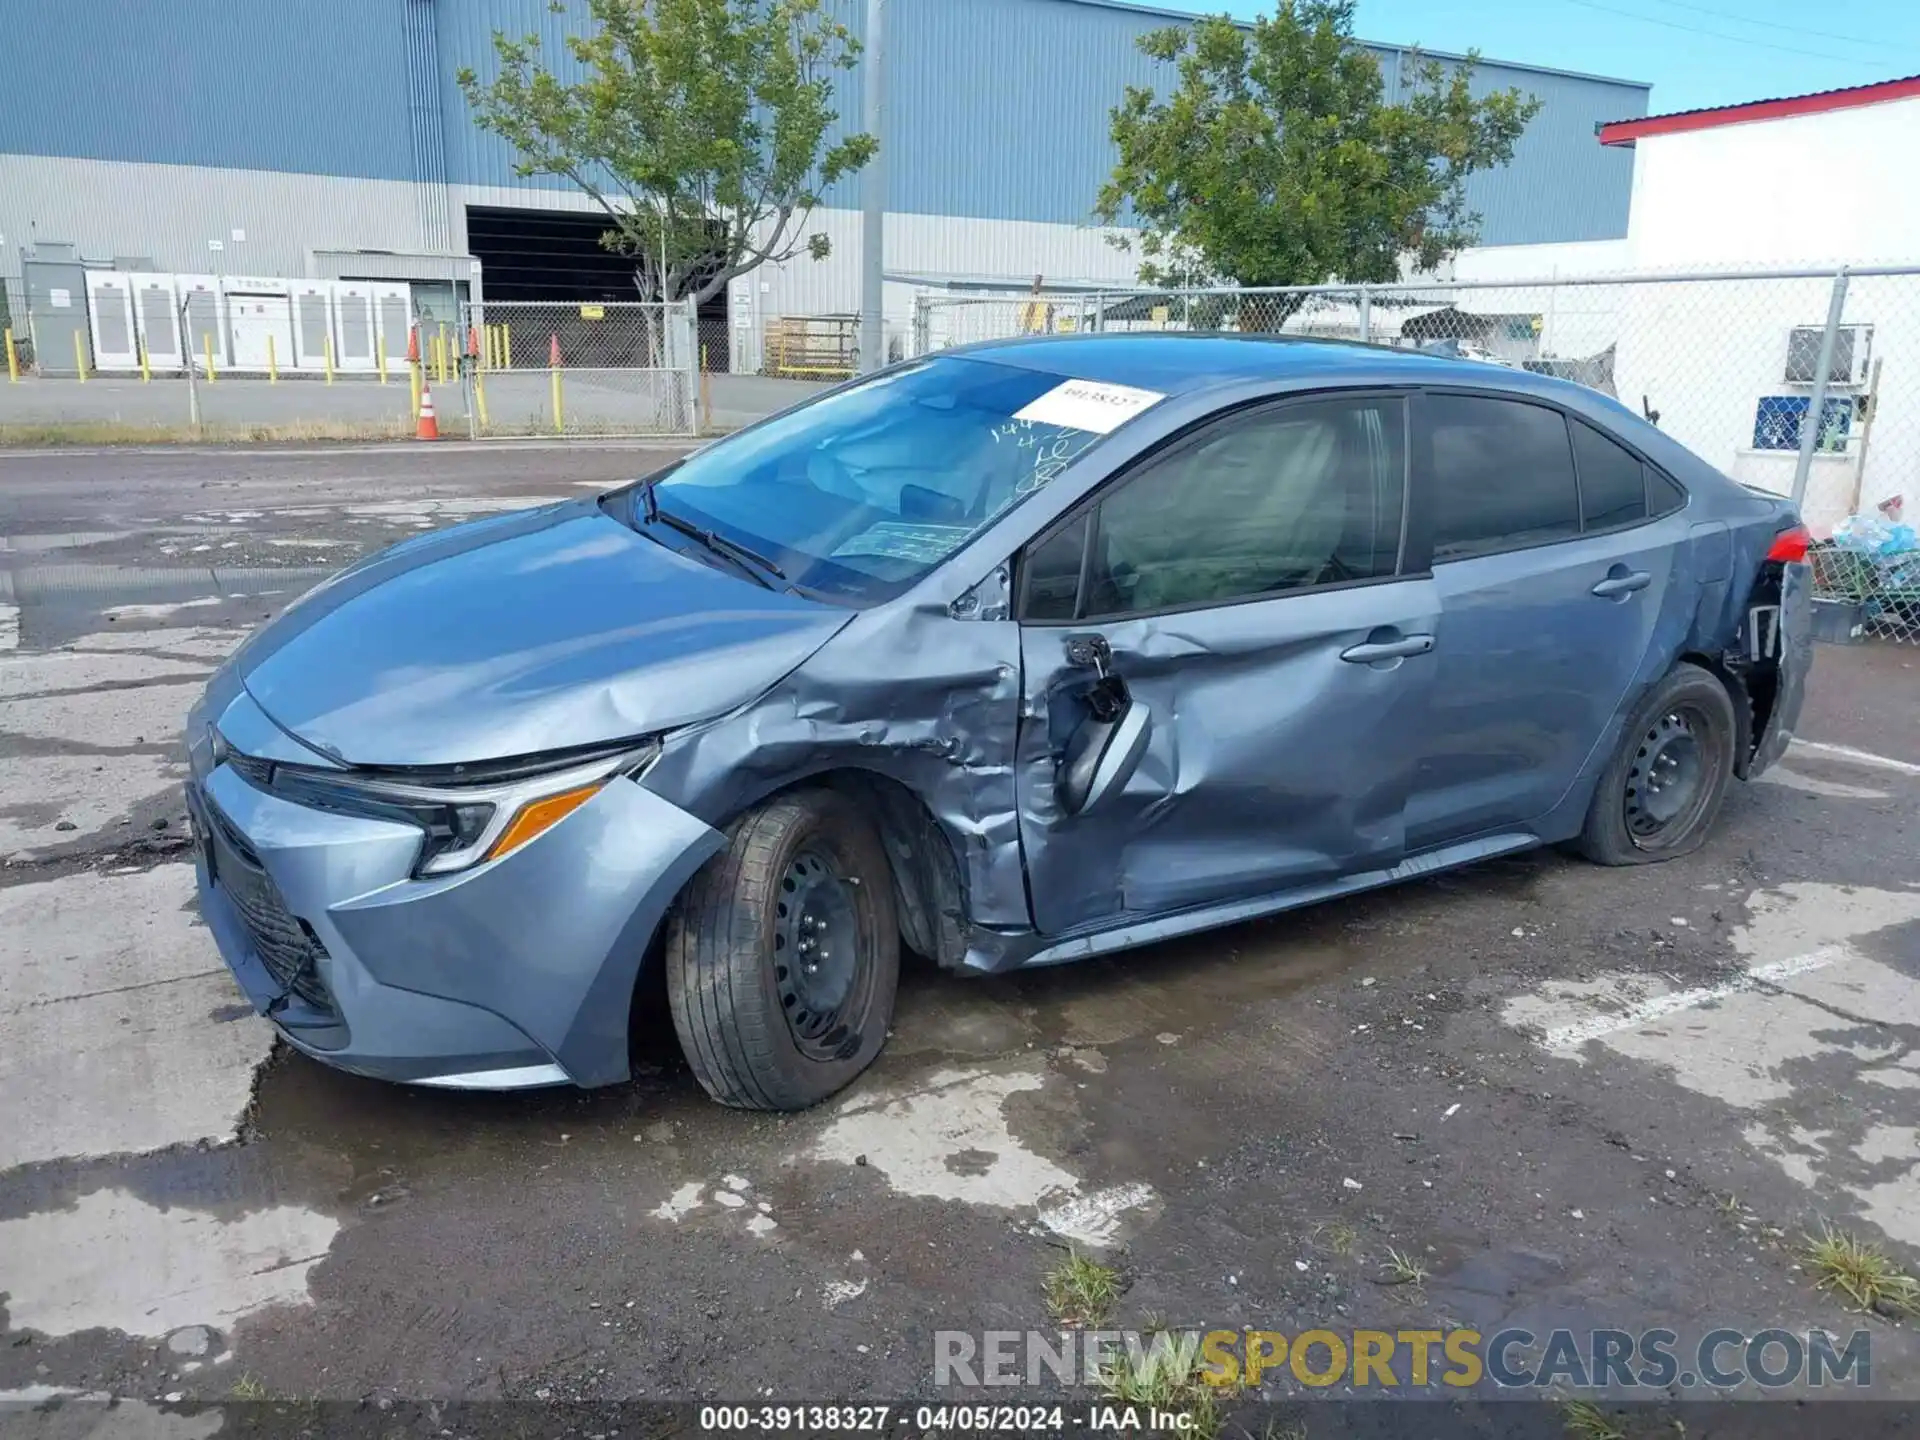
[1150,0,1920,113]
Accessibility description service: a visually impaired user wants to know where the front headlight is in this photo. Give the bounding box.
[255,739,660,877]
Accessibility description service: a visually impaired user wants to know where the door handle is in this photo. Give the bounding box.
[1591,570,1652,598]
[1339,634,1434,664]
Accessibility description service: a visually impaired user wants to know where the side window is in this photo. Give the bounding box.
[1570,417,1648,531]
[1076,396,1405,618]
[1647,466,1688,518]
[1427,395,1580,562]
[1020,512,1088,622]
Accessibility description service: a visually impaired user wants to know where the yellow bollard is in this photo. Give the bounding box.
[74,331,88,382]
[550,364,564,434]
[437,325,450,384]
[4,328,17,382]
[266,333,278,383]
[503,322,512,370]
[474,369,490,430]
[204,332,217,383]
[409,361,422,420]
[324,335,335,385]
[377,335,388,384]
[139,341,151,383]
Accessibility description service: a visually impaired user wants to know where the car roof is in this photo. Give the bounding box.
[956,332,1576,404]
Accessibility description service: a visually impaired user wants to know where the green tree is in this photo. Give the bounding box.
[1095,1,1541,322]
[457,0,876,305]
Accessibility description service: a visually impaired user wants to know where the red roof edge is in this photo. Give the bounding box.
[1599,74,1920,146]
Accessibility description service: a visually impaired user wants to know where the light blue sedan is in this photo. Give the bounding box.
[185,336,1813,1109]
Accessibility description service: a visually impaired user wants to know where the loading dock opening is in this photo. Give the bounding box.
[465,205,728,369]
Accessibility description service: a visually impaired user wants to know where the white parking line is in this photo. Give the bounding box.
[1794,739,1920,777]
[1534,945,1851,1051]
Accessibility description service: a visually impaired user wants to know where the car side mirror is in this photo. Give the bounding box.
[1058,683,1152,817]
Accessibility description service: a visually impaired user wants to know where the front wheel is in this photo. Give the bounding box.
[1574,662,1738,866]
[665,789,899,1111]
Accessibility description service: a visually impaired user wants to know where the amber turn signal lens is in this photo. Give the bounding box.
[485,783,603,862]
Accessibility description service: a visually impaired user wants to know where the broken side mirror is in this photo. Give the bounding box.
[1057,674,1152,817]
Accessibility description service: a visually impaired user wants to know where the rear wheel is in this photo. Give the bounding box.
[665,789,898,1110]
[1575,662,1737,866]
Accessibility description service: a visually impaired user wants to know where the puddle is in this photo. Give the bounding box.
[0,1188,338,1337]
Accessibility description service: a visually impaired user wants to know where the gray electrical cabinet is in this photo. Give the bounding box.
[24,246,91,376]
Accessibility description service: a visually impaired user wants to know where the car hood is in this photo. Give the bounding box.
[233,499,853,767]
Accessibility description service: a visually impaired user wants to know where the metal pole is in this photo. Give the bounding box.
[178,294,202,431]
[1357,286,1372,344]
[858,0,887,373]
[1790,268,1850,511]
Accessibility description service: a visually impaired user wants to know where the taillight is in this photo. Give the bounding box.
[1767,525,1811,563]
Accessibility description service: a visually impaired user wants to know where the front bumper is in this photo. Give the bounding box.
[186,690,724,1089]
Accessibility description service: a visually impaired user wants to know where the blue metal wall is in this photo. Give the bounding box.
[0,0,418,181]
[2,0,1648,245]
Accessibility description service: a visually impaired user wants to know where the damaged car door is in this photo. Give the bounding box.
[1011,392,1439,937]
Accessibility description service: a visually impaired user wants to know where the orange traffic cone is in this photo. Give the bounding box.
[406,325,421,365]
[549,333,562,367]
[416,382,440,440]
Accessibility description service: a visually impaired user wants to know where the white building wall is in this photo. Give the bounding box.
[1625,98,1920,269]
[1611,98,1920,528]
[1446,100,1920,531]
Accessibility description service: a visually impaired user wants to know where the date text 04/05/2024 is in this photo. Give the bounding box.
[701,1404,1148,1433]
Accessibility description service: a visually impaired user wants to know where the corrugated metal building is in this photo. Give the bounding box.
[0,0,1647,343]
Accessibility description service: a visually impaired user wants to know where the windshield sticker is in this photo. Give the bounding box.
[1014,378,1165,435]
[831,521,976,564]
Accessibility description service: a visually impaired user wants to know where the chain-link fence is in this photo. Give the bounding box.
[914,266,1920,643]
[690,310,845,433]
[459,299,697,438]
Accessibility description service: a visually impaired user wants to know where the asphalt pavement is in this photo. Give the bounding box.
[3,443,1920,1430]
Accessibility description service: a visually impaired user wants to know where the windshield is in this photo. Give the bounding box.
[629,356,1120,602]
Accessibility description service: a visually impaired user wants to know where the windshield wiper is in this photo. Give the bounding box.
[650,505,787,587]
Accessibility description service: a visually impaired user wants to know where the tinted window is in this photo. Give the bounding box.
[1428,396,1579,562]
[1021,513,1088,622]
[1025,396,1405,620]
[1571,418,1647,531]
[1648,466,1688,518]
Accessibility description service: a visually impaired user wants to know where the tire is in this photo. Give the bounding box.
[665,789,899,1111]
[1574,662,1738,866]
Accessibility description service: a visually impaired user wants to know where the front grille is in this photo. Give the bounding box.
[191,786,334,1012]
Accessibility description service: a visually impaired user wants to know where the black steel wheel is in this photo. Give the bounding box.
[665,789,899,1111]
[1576,662,1737,866]
[773,848,875,1063]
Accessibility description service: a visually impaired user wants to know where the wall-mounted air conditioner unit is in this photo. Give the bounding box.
[1784,323,1872,386]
